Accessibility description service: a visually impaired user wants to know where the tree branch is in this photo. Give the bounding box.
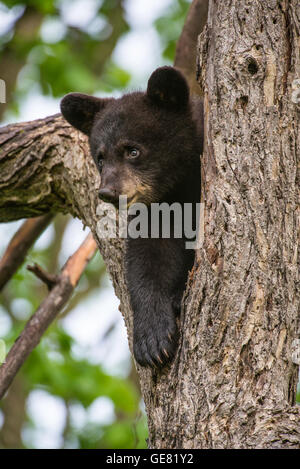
[174,0,208,95]
[0,215,53,291]
[0,233,97,400]
[0,7,44,120]
[26,262,58,290]
[0,114,89,221]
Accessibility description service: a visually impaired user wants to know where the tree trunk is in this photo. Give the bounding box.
[0,0,299,449]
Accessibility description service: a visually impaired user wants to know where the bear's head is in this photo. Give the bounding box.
[60,66,201,207]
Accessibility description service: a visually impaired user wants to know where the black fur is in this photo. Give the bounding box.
[61,66,203,368]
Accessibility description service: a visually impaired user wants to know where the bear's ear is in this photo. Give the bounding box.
[60,93,109,135]
[146,66,189,110]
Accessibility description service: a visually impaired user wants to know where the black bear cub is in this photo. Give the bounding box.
[60,66,203,369]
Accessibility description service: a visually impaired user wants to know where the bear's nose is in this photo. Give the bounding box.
[98,187,119,205]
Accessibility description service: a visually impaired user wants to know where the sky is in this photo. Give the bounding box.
[0,0,177,448]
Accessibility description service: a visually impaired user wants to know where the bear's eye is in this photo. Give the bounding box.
[98,159,103,171]
[126,147,140,159]
[97,153,104,172]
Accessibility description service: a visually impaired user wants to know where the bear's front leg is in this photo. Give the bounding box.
[125,237,194,368]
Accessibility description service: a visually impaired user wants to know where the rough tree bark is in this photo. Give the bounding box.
[0,0,299,449]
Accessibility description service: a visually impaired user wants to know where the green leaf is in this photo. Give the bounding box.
[0,339,6,364]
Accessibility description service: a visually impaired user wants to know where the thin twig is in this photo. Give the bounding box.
[0,232,98,400]
[27,263,58,290]
[0,214,53,291]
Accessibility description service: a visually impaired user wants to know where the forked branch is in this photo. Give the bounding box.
[0,233,97,400]
[0,215,53,291]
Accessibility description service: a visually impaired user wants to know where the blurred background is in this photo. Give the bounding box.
[0,0,194,449]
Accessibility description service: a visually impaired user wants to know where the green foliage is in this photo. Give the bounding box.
[38,42,101,96]
[74,414,148,449]
[24,336,138,413]
[0,218,147,448]
[0,0,130,116]
[21,326,146,449]
[0,339,6,364]
[2,0,56,14]
[155,0,192,61]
